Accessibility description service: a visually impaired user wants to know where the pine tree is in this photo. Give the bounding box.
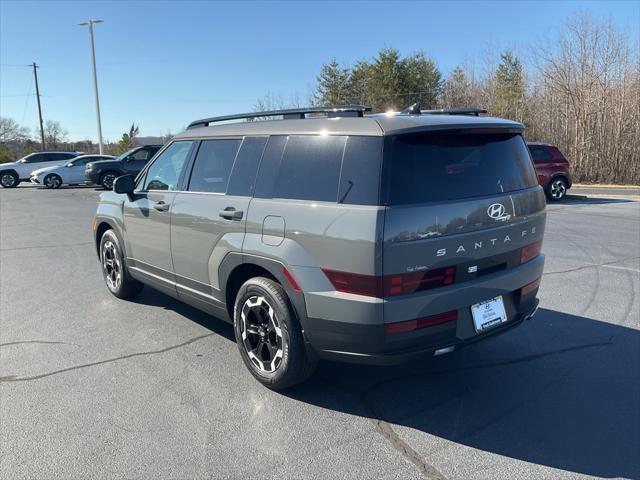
[311,58,350,105]
[493,51,526,121]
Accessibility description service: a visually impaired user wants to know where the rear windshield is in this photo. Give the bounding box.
[384,131,538,205]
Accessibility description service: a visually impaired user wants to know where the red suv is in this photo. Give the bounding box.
[527,142,572,201]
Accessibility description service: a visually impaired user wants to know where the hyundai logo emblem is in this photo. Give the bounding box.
[487,203,508,220]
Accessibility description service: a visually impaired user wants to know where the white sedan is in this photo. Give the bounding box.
[31,154,114,189]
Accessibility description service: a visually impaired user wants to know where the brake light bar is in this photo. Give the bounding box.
[520,240,543,264]
[322,266,456,299]
[384,310,458,334]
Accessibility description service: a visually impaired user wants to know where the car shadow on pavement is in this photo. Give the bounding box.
[561,195,636,205]
[285,308,640,479]
[132,287,236,343]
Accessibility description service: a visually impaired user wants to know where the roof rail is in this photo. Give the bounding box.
[420,107,487,117]
[187,105,372,129]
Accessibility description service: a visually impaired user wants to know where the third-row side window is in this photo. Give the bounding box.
[274,135,347,202]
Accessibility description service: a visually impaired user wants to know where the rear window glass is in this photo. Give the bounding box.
[385,132,538,205]
[274,135,347,202]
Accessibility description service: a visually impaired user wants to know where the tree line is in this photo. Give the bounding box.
[0,118,170,162]
[268,13,640,185]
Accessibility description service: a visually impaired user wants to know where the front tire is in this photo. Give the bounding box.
[100,229,143,299]
[44,174,62,189]
[546,177,568,201]
[234,277,316,389]
[100,172,118,190]
[0,171,19,188]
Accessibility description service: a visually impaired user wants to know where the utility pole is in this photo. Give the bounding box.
[32,62,45,151]
[79,19,104,154]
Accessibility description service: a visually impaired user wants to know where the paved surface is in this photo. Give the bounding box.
[1,185,639,480]
[571,185,640,198]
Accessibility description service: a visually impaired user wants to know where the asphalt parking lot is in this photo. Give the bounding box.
[1,185,639,480]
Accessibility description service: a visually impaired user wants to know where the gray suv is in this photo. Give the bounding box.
[92,105,546,389]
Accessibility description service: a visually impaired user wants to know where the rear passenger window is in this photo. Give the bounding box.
[339,137,382,205]
[529,146,552,162]
[254,136,287,199]
[227,137,267,196]
[188,139,241,193]
[274,135,346,202]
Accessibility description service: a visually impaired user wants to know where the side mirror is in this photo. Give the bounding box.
[113,174,135,195]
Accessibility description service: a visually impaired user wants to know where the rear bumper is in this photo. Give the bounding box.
[303,255,544,365]
[308,298,538,365]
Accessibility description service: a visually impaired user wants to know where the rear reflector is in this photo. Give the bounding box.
[384,310,458,335]
[283,268,301,292]
[322,266,456,299]
[521,240,543,264]
[521,277,541,296]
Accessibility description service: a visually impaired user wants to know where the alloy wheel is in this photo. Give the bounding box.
[102,240,122,291]
[1,173,16,187]
[102,174,116,190]
[45,175,61,189]
[550,179,567,200]
[239,295,284,373]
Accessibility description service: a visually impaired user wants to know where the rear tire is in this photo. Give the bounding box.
[234,277,316,389]
[99,229,143,299]
[546,177,568,201]
[0,171,19,188]
[44,174,62,189]
[100,172,118,190]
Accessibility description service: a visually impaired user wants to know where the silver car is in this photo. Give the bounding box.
[92,105,546,389]
[31,154,114,188]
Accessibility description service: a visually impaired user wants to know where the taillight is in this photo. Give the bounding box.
[521,240,543,264]
[384,267,455,296]
[384,310,458,335]
[521,277,541,296]
[321,269,383,298]
[322,266,456,298]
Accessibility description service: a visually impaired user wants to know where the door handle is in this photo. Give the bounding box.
[153,201,170,212]
[219,208,243,220]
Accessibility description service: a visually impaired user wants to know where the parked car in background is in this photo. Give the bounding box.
[93,105,546,389]
[0,151,82,188]
[84,145,162,189]
[527,142,572,201]
[30,154,115,189]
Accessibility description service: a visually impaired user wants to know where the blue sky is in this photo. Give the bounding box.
[1,0,638,141]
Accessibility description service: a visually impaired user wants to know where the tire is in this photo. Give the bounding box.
[44,173,62,189]
[546,177,568,201]
[234,277,316,389]
[99,229,143,299]
[100,171,118,190]
[0,171,19,188]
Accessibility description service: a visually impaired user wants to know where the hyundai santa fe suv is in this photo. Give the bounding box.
[92,105,546,389]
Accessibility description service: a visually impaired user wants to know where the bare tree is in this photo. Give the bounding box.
[43,120,68,149]
[532,13,640,183]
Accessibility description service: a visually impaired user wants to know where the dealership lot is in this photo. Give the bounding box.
[1,186,638,479]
